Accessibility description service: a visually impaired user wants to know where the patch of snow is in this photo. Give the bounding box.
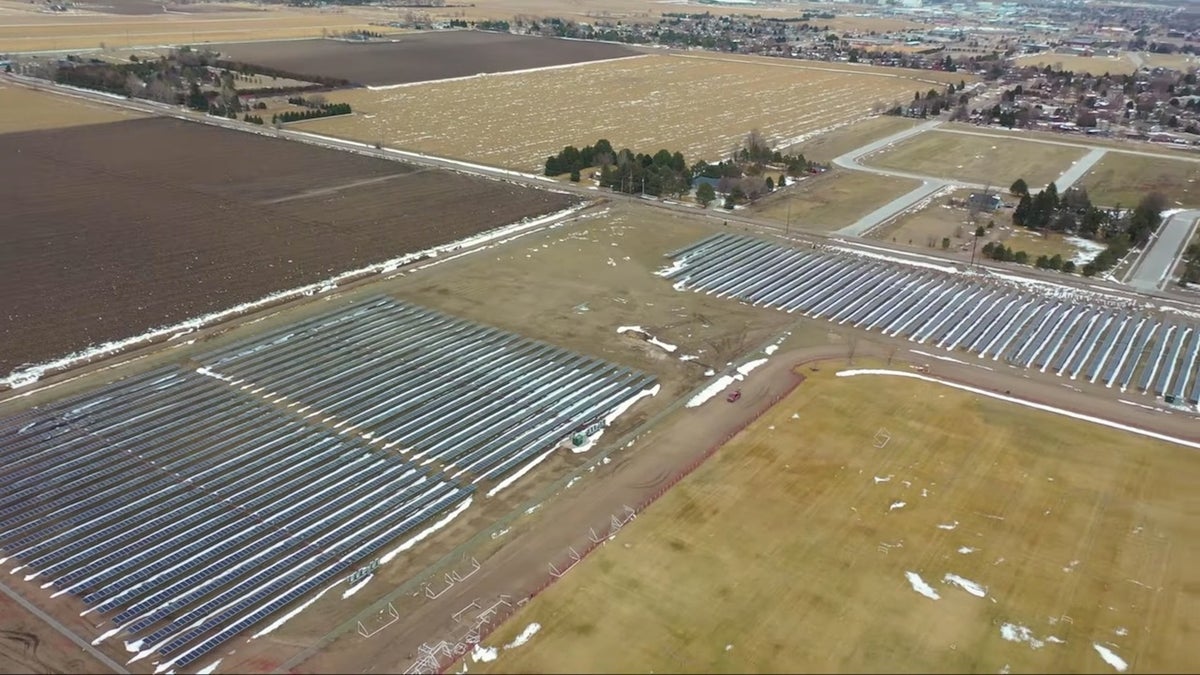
[571,429,603,454]
[616,325,645,334]
[764,344,779,355]
[910,349,968,365]
[1000,623,1046,650]
[725,644,734,651]
[686,375,737,408]
[937,521,959,530]
[251,580,338,639]
[704,368,716,376]
[380,496,472,562]
[470,645,498,663]
[1065,235,1107,266]
[890,501,907,511]
[1114,627,1128,637]
[791,412,799,419]
[525,504,541,515]
[503,623,541,650]
[565,476,581,489]
[904,571,941,600]
[1093,644,1128,672]
[874,475,893,484]
[604,383,659,427]
[943,573,987,598]
[195,660,221,675]
[648,337,678,353]
[958,547,978,554]
[342,574,372,599]
[737,358,769,376]
[491,527,510,540]
[830,242,959,274]
[835,369,1200,450]
[679,354,699,361]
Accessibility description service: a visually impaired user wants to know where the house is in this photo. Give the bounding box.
[968,192,1003,212]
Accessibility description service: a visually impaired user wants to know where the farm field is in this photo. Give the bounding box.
[210,31,639,87]
[298,53,972,171]
[752,170,921,232]
[1013,53,1138,76]
[0,82,143,132]
[475,366,1200,673]
[865,130,1088,188]
[0,116,574,385]
[1080,154,1200,208]
[0,7,386,52]
[785,114,920,163]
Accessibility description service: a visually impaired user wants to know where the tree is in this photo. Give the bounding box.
[1010,178,1029,196]
[697,182,716,208]
[1062,260,1076,273]
[975,225,985,237]
[764,176,775,192]
[941,237,951,250]
[778,173,787,188]
[1013,250,1029,265]
[569,168,581,182]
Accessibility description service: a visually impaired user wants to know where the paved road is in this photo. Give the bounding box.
[1051,147,1107,192]
[1126,209,1200,291]
[835,180,949,237]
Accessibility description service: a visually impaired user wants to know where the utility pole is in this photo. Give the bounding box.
[786,200,791,239]
[970,224,980,267]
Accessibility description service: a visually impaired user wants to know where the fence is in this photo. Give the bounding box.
[430,364,812,674]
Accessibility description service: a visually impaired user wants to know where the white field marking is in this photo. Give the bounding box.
[380,496,473,564]
[686,375,737,408]
[943,573,987,598]
[342,575,371,599]
[365,54,652,90]
[889,501,907,511]
[937,521,959,530]
[835,369,1200,450]
[1093,644,1129,672]
[1,203,586,389]
[503,623,541,650]
[904,571,940,600]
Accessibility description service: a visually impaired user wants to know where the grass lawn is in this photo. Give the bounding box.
[474,366,1200,674]
[1012,53,1138,76]
[1080,154,1200,209]
[752,170,921,232]
[866,131,1087,187]
[784,115,920,163]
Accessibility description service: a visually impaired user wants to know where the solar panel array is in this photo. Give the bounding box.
[664,233,1200,404]
[198,296,657,484]
[0,297,656,672]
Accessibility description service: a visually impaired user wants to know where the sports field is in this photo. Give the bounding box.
[297,53,969,170]
[866,131,1088,187]
[784,114,920,163]
[0,83,141,132]
[1013,53,1137,76]
[475,366,1200,673]
[1080,153,1200,208]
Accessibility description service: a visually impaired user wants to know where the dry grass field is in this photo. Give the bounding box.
[866,130,1088,187]
[298,53,972,170]
[1080,154,1200,208]
[210,31,637,86]
[1139,52,1199,71]
[784,114,920,163]
[0,83,142,132]
[1013,53,1138,76]
[940,123,1200,160]
[475,366,1200,674]
[0,6,386,51]
[752,170,921,232]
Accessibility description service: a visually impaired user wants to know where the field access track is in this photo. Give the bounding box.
[198,296,658,484]
[663,233,1200,404]
[0,297,655,672]
[210,31,638,87]
[0,116,575,381]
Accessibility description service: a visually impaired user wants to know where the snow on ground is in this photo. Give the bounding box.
[605,384,659,426]
[491,527,510,540]
[943,573,987,598]
[999,623,1063,650]
[764,344,779,355]
[679,354,699,361]
[342,574,372,599]
[836,369,1200,450]
[503,622,541,650]
[615,326,677,353]
[910,349,968,365]
[470,645,498,663]
[647,336,678,352]
[1,203,587,389]
[829,244,960,275]
[937,521,959,530]
[380,496,473,562]
[571,430,603,454]
[1065,235,1108,266]
[874,475,893,484]
[904,571,941,600]
[250,580,338,639]
[958,546,978,554]
[365,54,651,91]
[686,374,737,408]
[737,358,769,376]
[194,659,221,675]
[1092,643,1129,671]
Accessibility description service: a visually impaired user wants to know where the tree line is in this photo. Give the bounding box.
[273,103,352,124]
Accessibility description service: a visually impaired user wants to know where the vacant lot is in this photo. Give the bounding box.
[299,53,968,170]
[1013,53,1137,76]
[752,170,921,232]
[1080,153,1200,208]
[477,367,1200,673]
[0,82,142,132]
[0,116,574,382]
[866,131,1088,187]
[211,31,638,86]
[0,8,384,51]
[784,114,920,163]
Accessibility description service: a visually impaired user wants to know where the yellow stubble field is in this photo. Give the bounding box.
[297,53,975,171]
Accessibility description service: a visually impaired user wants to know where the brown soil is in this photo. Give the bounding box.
[0,116,575,380]
[209,31,639,87]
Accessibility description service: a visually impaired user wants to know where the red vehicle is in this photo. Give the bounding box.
[726,389,742,403]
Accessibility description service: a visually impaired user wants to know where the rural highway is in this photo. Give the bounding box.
[1126,209,1200,291]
